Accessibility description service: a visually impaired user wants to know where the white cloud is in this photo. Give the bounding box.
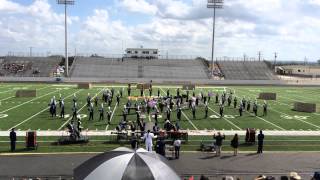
[0,0,79,55]
[309,0,320,6]
[1,0,320,60]
[0,0,24,13]
[119,0,158,15]
[155,0,191,18]
[75,9,132,53]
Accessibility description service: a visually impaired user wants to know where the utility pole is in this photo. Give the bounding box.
[258,51,262,61]
[274,52,278,66]
[29,47,33,57]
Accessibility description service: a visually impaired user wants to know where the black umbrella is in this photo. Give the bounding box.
[74,147,180,180]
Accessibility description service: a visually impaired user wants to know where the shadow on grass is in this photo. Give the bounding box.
[0,148,35,153]
[94,122,108,127]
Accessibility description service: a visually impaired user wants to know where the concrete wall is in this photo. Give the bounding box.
[277,65,320,75]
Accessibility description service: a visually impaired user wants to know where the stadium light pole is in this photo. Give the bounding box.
[57,0,74,77]
[207,0,223,78]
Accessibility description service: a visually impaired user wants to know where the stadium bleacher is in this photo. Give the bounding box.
[70,57,210,79]
[217,60,278,80]
[0,56,61,77]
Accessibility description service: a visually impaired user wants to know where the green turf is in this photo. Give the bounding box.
[0,83,319,131]
[0,83,320,130]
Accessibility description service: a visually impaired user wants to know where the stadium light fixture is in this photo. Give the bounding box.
[207,0,223,78]
[57,0,75,77]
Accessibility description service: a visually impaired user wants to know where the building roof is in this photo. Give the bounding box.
[125,48,158,51]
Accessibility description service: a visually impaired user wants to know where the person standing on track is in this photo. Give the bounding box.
[231,133,239,156]
[9,128,16,152]
[257,130,265,154]
[141,130,157,152]
[214,132,225,156]
[174,137,181,159]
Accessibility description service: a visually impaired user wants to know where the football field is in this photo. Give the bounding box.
[0,83,319,132]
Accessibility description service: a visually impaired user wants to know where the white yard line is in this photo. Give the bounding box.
[0,96,14,102]
[58,88,105,130]
[8,89,83,130]
[253,114,286,130]
[206,106,242,130]
[105,102,118,131]
[181,111,199,130]
[148,114,151,122]
[0,89,16,94]
[51,84,76,87]
[9,108,50,130]
[0,88,58,114]
[159,87,199,130]
[236,88,320,129]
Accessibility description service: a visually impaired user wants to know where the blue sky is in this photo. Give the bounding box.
[1,0,320,61]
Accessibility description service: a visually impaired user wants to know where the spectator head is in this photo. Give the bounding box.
[260,130,263,134]
[289,172,301,180]
[265,176,275,180]
[11,128,15,132]
[312,171,320,180]
[254,175,266,180]
[147,130,150,133]
[199,175,208,180]
[222,176,234,180]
